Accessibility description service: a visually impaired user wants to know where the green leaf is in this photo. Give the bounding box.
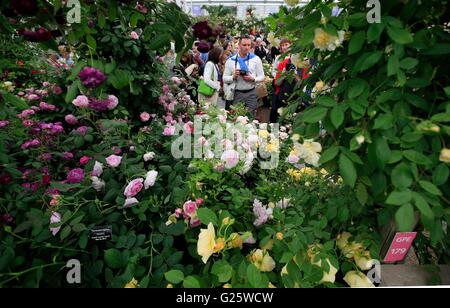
[386,190,412,205]
[403,150,432,165]
[316,96,336,108]
[395,203,415,232]
[367,23,384,42]
[339,153,357,188]
[373,113,394,130]
[369,135,391,169]
[401,132,423,143]
[391,163,413,189]
[387,26,413,44]
[432,164,449,186]
[302,107,328,123]
[444,87,450,98]
[104,248,122,269]
[211,260,233,283]
[2,92,28,109]
[60,225,71,240]
[422,44,450,55]
[399,58,418,70]
[72,223,87,233]
[412,192,434,221]
[356,183,368,205]
[387,55,399,76]
[148,33,171,50]
[65,82,79,104]
[247,264,262,287]
[330,105,345,129]
[164,270,184,284]
[183,276,201,288]
[353,51,383,74]
[196,208,218,226]
[348,31,365,55]
[418,181,442,196]
[109,69,129,89]
[319,146,339,164]
[86,35,97,50]
[431,113,450,122]
[348,80,367,99]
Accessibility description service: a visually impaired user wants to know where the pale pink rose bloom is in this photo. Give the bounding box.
[287,154,300,164]
[143,152,155,161]
[162,85,170,94]
[106,154,122,167]
[42,82,50,87]
[124,178,144,197]
[144,170,158,189]
[218,114,227,124]
[183,121,194,134]
[130,31,139,40]
[163,126,175,136]
[50,211,61,236]
[107,95,119,110]
[183,200,198,218]
[140,112,150,122]
[124,197,139,208]
[65,114,78,125]
[190,218,201,228]
[170,76,181,84]
[221,150,240,169]
[72,95,89,108]
[92,161,103,177]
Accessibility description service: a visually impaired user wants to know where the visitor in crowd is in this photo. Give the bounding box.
[223,35,265,116]
[222,40,235,57]
[198,47,223,106]
[254,37,267,61]
[270,38,301,123]
[197,41,211,75]
[57,45,74,66]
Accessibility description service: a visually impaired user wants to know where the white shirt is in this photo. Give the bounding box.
[223,53,265,91]
[203,61,221,91]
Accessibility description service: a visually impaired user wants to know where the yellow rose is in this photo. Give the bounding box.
[258,130,269,138]
[311,258,338,284]
[354,251,375,271]
[124,278,139,288]
[228,232,243,249]
[336,232,352,250]
[313,28,332,51]
[287,168,301,181]
[261,239,274,251]
[223,283,232,288]
[291,134,300,142]
[251,249,276,272]
[439,148,450,163]
[197,223,216,263]
[343,271,375,288]
[341,242,364,259]
[214,237,225,253]
[314,81,325,92]
[276,232,284,240]
[166,283,173,288]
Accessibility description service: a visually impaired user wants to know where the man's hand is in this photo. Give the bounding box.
[243,75,255,82]
[233,69,240,80]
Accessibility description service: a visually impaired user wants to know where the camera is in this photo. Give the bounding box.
[239,70,248,76]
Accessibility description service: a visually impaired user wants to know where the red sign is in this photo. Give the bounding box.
[383,232,417,263]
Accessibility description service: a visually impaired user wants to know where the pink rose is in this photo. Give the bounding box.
[50,211,61,236]
[287,154,300,164]
[196,198,204,206]
[42,82,50,87]
[163,126,175,136]
[124,178,144,197]
[221,150,240,169]
[63,152,74,160]
[190,218,201,228]
[183,121,194,134]
[107,95,118,110]
[65,114,78,125]
[67,168,84,184]
[92,161,103,177]
[175,208,183,218]
[130,31,139,40]
[162,85,170,94]
[79,156,92,165]
[72,95,89,108]
[52,85,62,95]
[106,154,122,167]
[140,112,150,122]
[183,200,198,218]
[124,197,139,208]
